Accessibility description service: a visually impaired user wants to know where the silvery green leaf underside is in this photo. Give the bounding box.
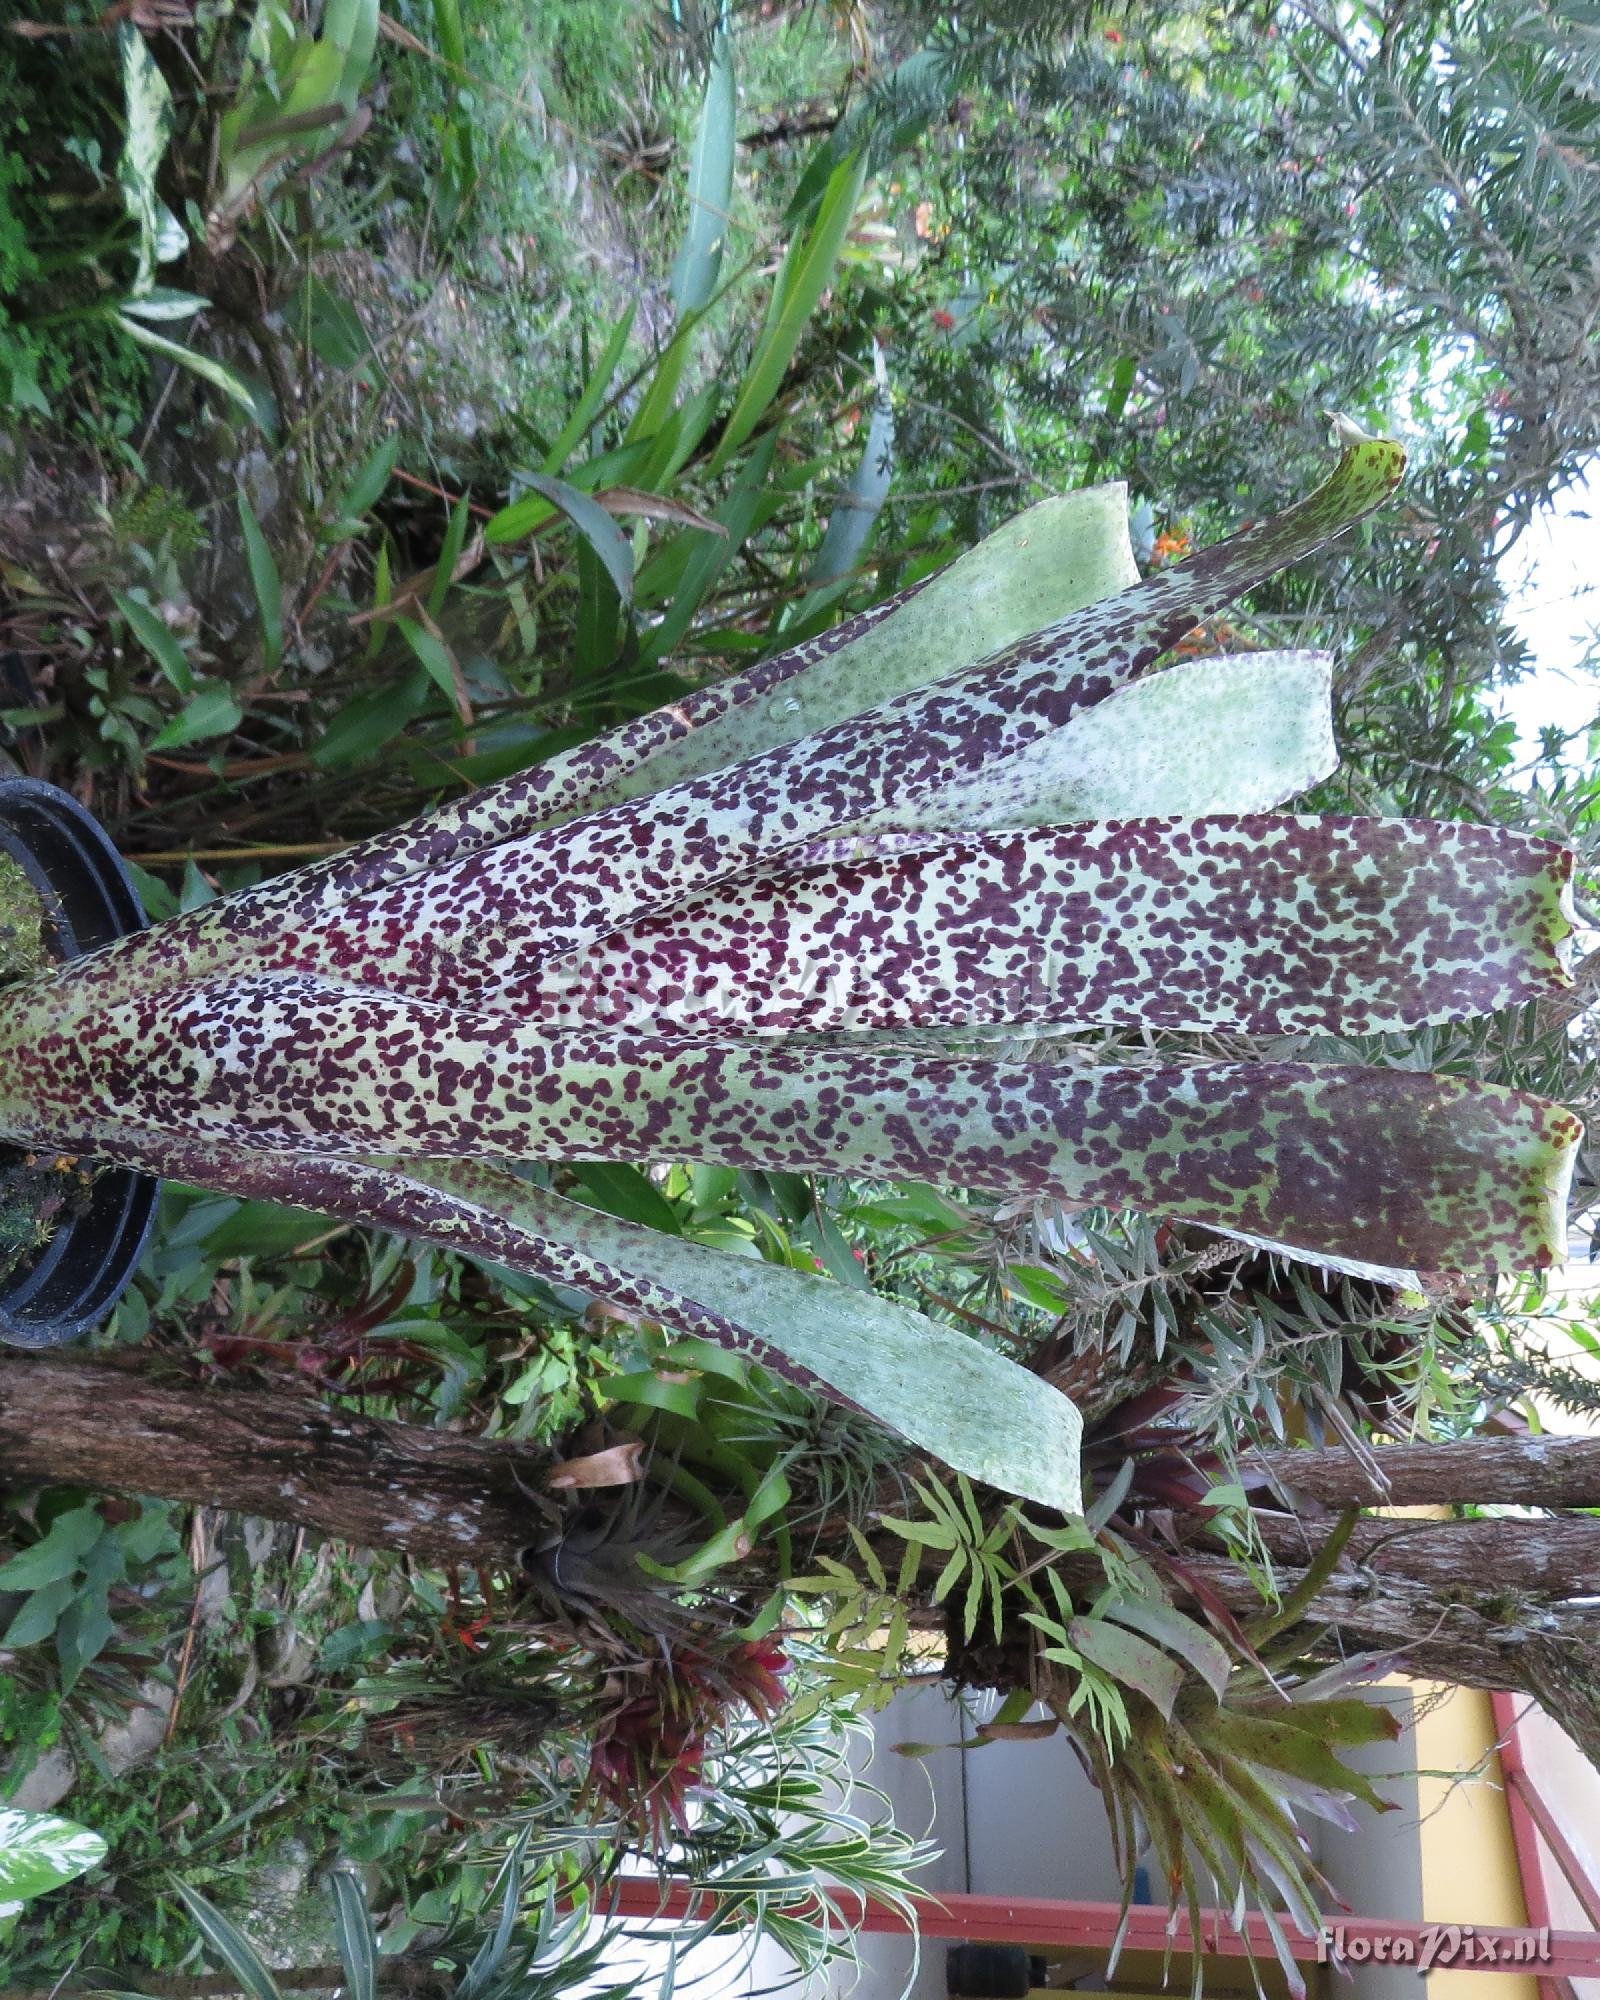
[46,1131,1083,1513]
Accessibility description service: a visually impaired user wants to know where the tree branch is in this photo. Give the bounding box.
[0,1353,550,1569]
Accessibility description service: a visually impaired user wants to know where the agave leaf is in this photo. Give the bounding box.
[1240,1764,1363,1834]
[1118,1734,1188,1904]
[48,1131,1081,1513]
[1254,1897,1309,2000]
[802,340,895,596]
[498,814,1571,1038]
[459,1828,529,2000]
[21,979,1577,1277]
[1199,1757,1334,1941]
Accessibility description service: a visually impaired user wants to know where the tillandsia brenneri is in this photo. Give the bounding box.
[0,429,1582,1517]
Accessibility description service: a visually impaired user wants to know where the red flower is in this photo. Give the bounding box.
[584,1641,791,1843]
[931,309,956,331]
[1104,27,1124,41]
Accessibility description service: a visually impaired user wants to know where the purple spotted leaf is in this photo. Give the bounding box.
[882,648,1337,833]
[52,485,1135,1006]
[35,1131,1083,1512]
[54,435,1401,1011]
[489,814,1572,1038]
[5,974,1577,1278]
[267,437,1406,1001]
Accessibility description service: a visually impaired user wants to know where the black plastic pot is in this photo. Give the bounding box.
[0,776,160,1348]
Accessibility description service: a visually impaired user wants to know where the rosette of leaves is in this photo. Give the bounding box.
[0,429,1583,1515]
[1029,1518,1401,2000]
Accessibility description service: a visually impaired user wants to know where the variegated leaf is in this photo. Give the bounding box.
[19,978,1577,1276]
[494,814,1572,1037]
[55,438,1400,1009]
[40,1131,1084,1513]
[51,486,1133,1004]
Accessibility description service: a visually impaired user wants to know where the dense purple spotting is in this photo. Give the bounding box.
[46,441,1404,1010]
[41,580,927,1003]
[10,976,1576,1275]
[62,1132,844,1399]
[489,814,1573,1036]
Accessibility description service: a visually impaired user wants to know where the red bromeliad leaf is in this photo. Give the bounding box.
[483,814,1572,1037]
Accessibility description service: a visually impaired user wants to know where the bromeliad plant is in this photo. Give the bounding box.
[0,426,1583,1520]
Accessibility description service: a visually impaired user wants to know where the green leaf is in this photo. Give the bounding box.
[568,1163,682,1235]
[543,305,637,474]
[428,496,473,620]
[312,664,432,767]
[383,1163,1085,1514]
[670,31,736,316]
[117,316,273,433]
[396,619,462,710]
[710,150,868,472]
[113,591,194,696]
[200,1198,333,1258]
[121,288,211,323]
[0,1810,107,1905]
[602,1369,704,1419]
[1273,1695,1404,1749]
[458,1830,529,2000]
[149,683,243,751]
[0,1505,102,1591]
[327,1869,377,2000]
[331,437,401,528]
[1068,1616,1186,1719]
[1196,1706,1394,1815]
[803,342,894,594]
[238,492,284,671]
[175,1884,284,2000]
[489,474,634,607]
[117,24,178,292]
[1101,1595,1233,1701]
[322,0,379,107]
[55,1582,117,1694]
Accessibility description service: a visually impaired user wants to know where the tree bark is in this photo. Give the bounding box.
[1165,1549,1600,1766]
[1245,1431,1600,1508]
[9,1353,1600,1759]
[0,1353,549,1570]
[1184,1507,1600,1598]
